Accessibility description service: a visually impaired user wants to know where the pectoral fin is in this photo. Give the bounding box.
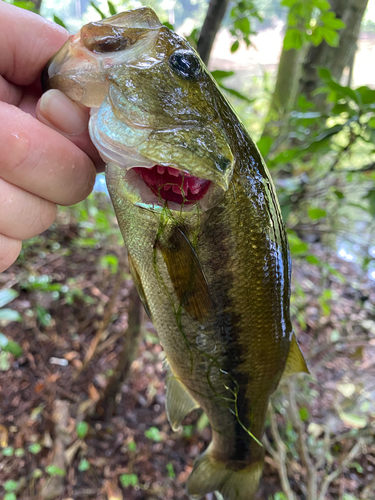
[156,226,213,321]
[282,333,309,378]
[128,254,152,319]
[166,363,200,431]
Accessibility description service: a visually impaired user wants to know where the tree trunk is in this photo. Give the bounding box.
[262,24,308,140]
[197,0,231,65]
[298,0,369,110]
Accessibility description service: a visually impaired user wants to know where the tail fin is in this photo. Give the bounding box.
[187,445,263,500]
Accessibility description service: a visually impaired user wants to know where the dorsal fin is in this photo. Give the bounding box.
[156,226,213,321]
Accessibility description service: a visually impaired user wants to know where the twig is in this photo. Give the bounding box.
[74,259,125,379]
[317,439,364,500]
[287,378,317,500]
[268,403,297,500]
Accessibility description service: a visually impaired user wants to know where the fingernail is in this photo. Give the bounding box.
[39,89,88,135]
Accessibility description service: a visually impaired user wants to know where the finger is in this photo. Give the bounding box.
[0,102,96,206]
[36,90,105,171]
[0,234,22,273]
[0,75,22,106]
[0,178,57,240]
[0,2,69,86]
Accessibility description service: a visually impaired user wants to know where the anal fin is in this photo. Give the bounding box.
[282,333,309,378]
[165,363,199,431]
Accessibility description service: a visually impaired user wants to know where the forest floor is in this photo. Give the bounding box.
[0,195,375,500]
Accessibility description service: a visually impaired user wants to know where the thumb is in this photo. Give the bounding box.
[36,89,105,172]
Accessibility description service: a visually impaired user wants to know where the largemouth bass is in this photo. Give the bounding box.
[42,8,308,500]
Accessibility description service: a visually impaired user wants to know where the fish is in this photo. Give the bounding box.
[42,8,308,500]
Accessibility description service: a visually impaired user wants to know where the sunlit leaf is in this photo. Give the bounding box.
[53,15,67,29]
[119,473,138,487]
[91,1,106,19]
[0,289,18,308]
[0,309,21,322]
[284,29,304,50]
[257,136,273,157]
[107,1,116,15]
[231,40,240,53]
[46,465,66,477]
[144,427,162,442]
[308,207,327,220]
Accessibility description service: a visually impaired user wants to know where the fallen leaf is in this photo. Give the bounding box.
[104,480,123,500]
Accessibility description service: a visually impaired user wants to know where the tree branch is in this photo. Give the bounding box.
[197,0,230,65]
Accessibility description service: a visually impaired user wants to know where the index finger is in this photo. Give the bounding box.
[0,2,69,86]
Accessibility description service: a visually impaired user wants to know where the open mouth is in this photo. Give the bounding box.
[133,165,211,205]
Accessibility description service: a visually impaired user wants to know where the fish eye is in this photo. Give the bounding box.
[169,49,202,80]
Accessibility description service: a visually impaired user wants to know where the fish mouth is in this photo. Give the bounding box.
[133,165,211,205]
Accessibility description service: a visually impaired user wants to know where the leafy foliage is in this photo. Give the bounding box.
[282,0,346,50]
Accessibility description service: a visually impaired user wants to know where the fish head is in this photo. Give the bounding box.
[43,8,234,213]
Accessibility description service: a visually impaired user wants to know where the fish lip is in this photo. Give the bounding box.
[41,37,73,93]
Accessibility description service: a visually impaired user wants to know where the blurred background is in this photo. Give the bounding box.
[1,0,375,499]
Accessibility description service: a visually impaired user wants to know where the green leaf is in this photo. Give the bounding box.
[107,0,116,15]
[128,440,137,452]
[36,305,52,327]
[4,493,17,500]
[211,70,235,80]
[308,207,327,220]
[310,26,324,46]
[144,427,162,442]
[234,17,250,36]
[183,425,194,438]
[219,84,254,103]
[306,255,320,265]
[284,29,304,50]
[120,473,139,487]
[281,0,299,7]
[2,447,14,457]
[76,421,89,439]
[313,0,331,9]
[322,27,339,47]
[90,1,106,19]
[0,351,10,371]
[334,189,344,199]
[317,68,359,103]
[4,480,18,492]
[53,15,67,29]
[166,462,175,478]
[257,136,273,157]
[4,340,23,358]
[320,11,346,30]
[28,443,42,454]
[163,21,174,31]
[364,188,375,216]
[0,289,18,308]
[299,407,309,421]
[288,233,309,255]
[78,458,90,471]
[231,40,240,53]
[10,1,35,11]
[0,309,22,322]
[355,85,375,105]
[46,465,66,477]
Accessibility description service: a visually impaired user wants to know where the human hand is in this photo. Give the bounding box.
[0,3,104,273]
